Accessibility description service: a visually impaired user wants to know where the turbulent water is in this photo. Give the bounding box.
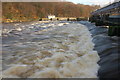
[2,21,100,78]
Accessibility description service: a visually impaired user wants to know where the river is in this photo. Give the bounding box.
[1,21,119,78]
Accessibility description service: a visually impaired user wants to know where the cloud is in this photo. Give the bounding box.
[66,0,115,6]
[89,0,114,6]
[114,0,120,2]
[1,0,62,2]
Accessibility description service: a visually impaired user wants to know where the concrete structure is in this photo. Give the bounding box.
[89,1,120,36]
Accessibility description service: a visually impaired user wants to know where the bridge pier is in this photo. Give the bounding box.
[108,26,120,36]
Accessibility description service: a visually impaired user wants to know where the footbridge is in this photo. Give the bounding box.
[89,1,120,36]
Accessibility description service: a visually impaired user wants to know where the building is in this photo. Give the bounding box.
[47,15,55,19]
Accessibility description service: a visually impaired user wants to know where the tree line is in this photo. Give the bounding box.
[2,2,100,22]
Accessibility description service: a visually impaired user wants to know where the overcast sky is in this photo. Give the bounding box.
[66,0,115,6]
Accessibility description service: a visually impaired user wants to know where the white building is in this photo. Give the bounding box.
[47,15,55,19]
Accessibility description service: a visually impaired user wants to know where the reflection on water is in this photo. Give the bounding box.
[2,21,100,78]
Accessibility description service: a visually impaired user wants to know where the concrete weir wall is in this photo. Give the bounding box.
[39,17,88,21]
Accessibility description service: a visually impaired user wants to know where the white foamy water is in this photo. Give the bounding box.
[2,21,100,78]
